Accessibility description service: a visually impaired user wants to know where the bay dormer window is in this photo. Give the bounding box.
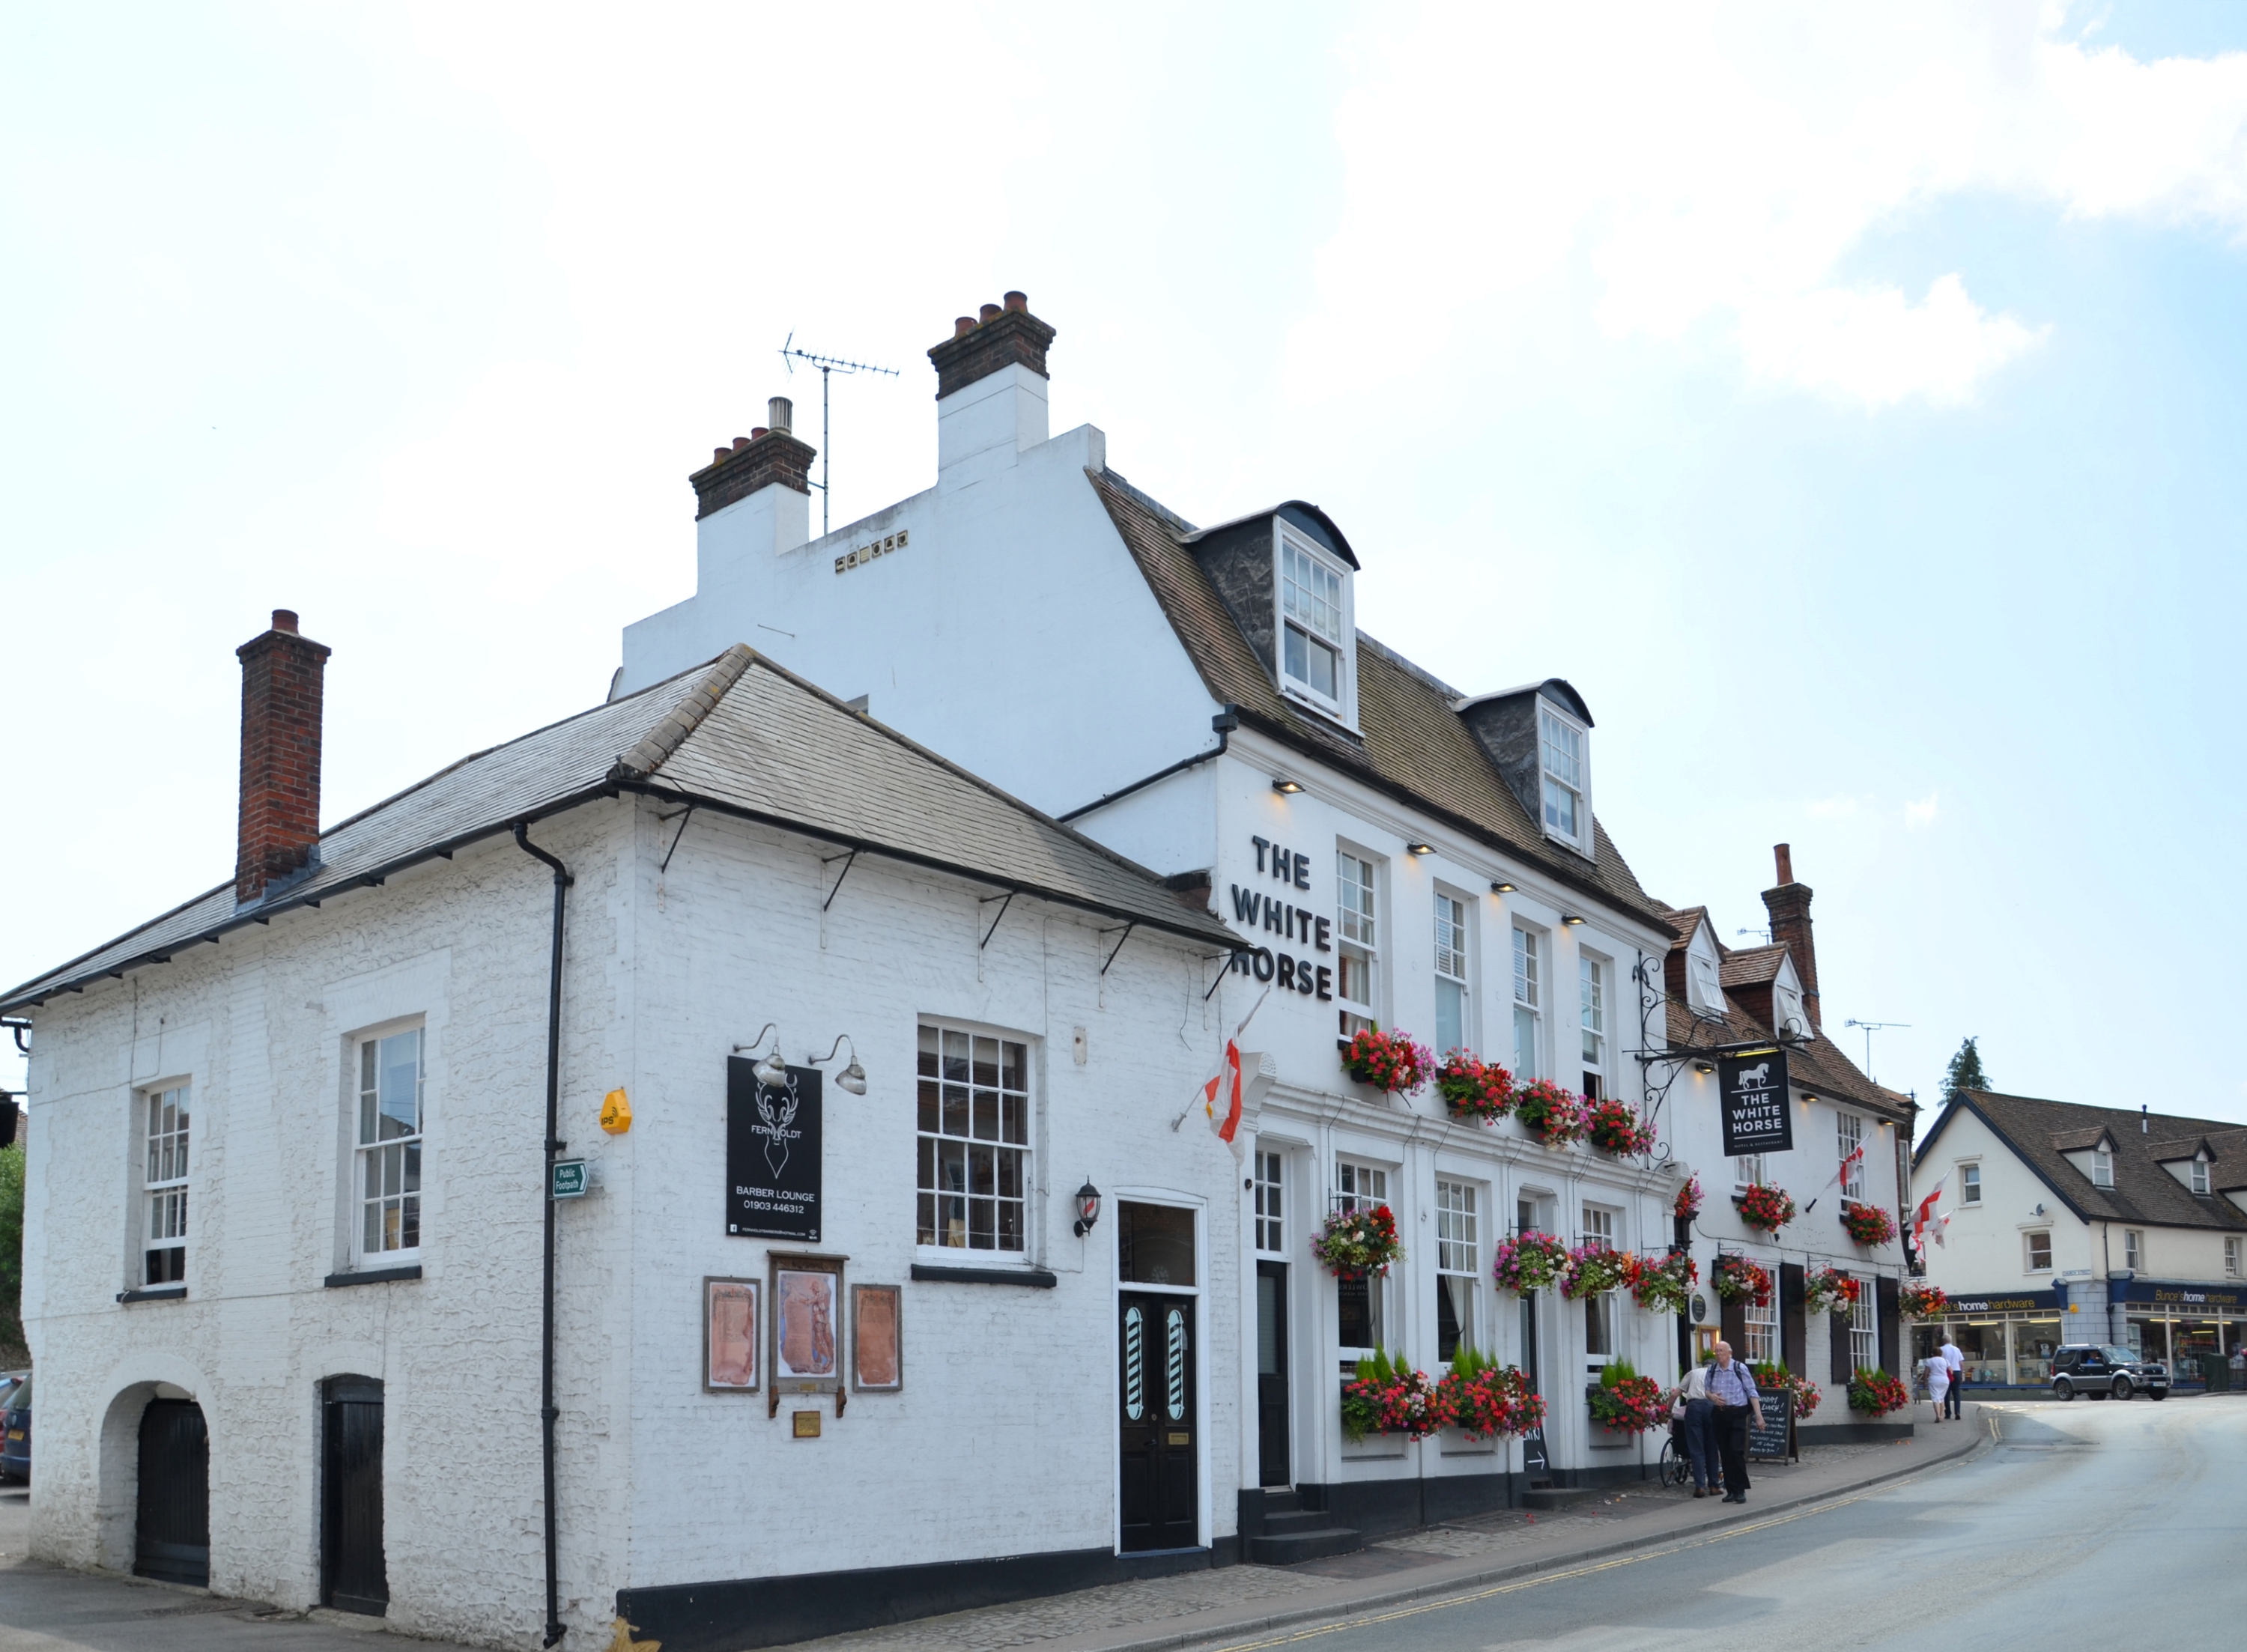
[1538,706,1589,848]
[1279,530,1350,718]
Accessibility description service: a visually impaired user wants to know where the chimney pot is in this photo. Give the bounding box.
[980,303,1003,324]
[1004,290,1028,312]
[236,612,332,906]
[954,316,976,338]
[714,446,730,464]
[749,428,767,441]
[1774,842,1794,884]
[768,396,792,433]
[271,609,299,634]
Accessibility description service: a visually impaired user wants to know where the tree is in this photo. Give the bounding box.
[0,1141,22,1358]
[1941,1037,1989,1109]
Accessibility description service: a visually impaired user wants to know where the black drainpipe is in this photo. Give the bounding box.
[513,822,572,1648]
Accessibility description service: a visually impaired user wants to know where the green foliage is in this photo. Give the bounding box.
[1942,1038,1989,1108]
[1599,1358,1641,1390]
[0,1142,23,1352]
[1449,1343,1486,1377]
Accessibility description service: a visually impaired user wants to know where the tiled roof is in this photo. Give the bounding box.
[1661,905,1711,949]
[1917,1092,2247,1233]
[1,649,1236,1011]
[1658,998,1905,1123]
[1718,945,1786,987]
[1091,469,1668,929]
[2049,1126,2116,1153]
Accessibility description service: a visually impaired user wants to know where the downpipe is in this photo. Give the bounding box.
[513,823,573,1648]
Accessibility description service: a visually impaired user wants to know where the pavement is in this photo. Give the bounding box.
[2,1397,2221,1651]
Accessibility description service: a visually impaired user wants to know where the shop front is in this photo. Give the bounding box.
[1911,1289,2065,1391]
[2117,1281,2247,1388]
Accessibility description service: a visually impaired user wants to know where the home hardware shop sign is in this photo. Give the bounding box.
[727,1059,823,1242]
[1718,1051,1792,1157]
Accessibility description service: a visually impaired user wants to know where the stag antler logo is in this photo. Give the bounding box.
[757,1081,800,1179]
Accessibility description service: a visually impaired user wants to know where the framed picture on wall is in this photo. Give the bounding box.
[852,1284,902,1391]
[768,1254,844,1395]
[703,1277,759,1392]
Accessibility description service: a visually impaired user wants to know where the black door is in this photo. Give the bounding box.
[1120,1293,1197,1551]
[135,1400,209,1587]
[1517,1291,1548,1478]
[1255,1262,1289,1488]
[322,1377,388,1615]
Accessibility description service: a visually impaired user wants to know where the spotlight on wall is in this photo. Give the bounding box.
[1073,1180,1103,1238]
[1272,777,1304,795]
[733,1023,790,1089]
[1491,880,1517,894]
[1562,914,1587,926]
[812,1033,868,1096]
[1407,842,1435,857]
[1694,1060,1716,1075]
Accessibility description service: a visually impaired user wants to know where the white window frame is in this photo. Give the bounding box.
[1276,526,1351,721]
[917,1021,1034,1259]
[2191,1157,2211,1196]
[1511,927,1542,1082]
[2092,1147,2114,1189]
[1743,1285,1777,1365]
[1434,890,1470,1058]
[1537,704,1590,849]
[1774,983,1804,1036]
[354,1025,425,1265]
[140,1082,190,1287]
[2025,1230,2053,1273]
[1849,1275,1878,1368]
[1959,1161,1982,1206]
[1435,1178,1480,1362]
[1334,1158,1391,1355]
[1580,1205,1621,1370]
[1336,848,1380,1039]
[1734,1153,1767,1190]
[2226,1237,2240,1278]
[1579,953,1607,1099]
[1687,947,1721,1013]
[2123,1229,2142,1272]
[1254,1150,1285,1257]
[1837,1112,1865,1200]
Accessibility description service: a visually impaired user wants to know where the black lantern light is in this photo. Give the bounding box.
[1073,1179,1103,1238]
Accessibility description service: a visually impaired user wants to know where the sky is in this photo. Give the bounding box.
[4,1,2246,1125]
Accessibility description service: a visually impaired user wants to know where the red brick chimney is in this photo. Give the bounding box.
[688,396,815,520]
[236,609,331,905]
[1760,842,1819,1028]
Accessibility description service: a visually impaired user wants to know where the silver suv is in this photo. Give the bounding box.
[2052,1343,2170,1401]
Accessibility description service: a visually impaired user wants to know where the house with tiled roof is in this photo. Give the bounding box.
[619,294,1690,1564]
[1649,847,1917,1433]
[1912,1091,2247,1392]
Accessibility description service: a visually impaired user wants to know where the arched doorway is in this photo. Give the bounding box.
[321,1376,387,1615]
[135,1399,209,1586]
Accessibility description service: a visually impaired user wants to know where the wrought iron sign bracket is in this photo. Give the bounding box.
[821,849,858,911]
[977,890,1015,950]
[658,805,697,875]
[1098,922,1138,977]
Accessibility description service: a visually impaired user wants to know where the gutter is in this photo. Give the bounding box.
[512,823,573,1649]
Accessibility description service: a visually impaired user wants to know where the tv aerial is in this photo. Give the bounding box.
[1842,1018,1911,1083]
[780,334,900,536]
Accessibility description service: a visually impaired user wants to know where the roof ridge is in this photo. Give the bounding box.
[613,645,757,780]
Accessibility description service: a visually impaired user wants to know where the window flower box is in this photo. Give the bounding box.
[1732,1182,1795,1233]
[1341,1028,1433,1096]
[1840,1200,1896,1247]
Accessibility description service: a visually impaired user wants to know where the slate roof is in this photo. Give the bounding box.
[1,648,1236,1011]
[1917,1091,2247,1232]
[1091,470,1667,929]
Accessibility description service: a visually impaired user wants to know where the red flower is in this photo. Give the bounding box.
[1735,1182,1796,1233]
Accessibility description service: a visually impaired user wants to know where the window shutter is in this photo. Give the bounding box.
[1877,1275,1902,1376]
[1780,1263,1807,1378]
[1720,1290,1746,1357]
[1831,1304,1854,1386]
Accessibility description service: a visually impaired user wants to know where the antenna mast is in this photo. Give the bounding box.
[780,334,900,536]
[1841,1018,1911,1083]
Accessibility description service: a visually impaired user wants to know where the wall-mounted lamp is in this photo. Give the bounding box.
[812,1033,868,1096]
[1491,880,1517,894]
[1561,914,1587,926]
[1073,1180,1103,1238]
[1693,1060,1716,1075]
[1271,777,1304,795]
[1407,842,1435,857]
[732,1023,791,1090]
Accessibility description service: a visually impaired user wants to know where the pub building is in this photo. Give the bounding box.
[616,294,1687,1561]
[1649,857,1917,1439]
[1914,1091,2247,1392]
[4,618,1243,1649]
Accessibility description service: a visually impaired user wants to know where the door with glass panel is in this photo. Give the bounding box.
[1516,1197,1549,1478]
[1256,1262,1290,1487]
[1119,1292,1198,1550]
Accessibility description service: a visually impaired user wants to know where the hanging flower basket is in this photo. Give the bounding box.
[1840,1201,1897,1248]
[1586,1361,1667,1435]
[1311,1203,1402,1279]
[1560,1243,1633,1302]
[1848,1367,1911,1416]
[1803,1266,1862,1318]
[1673,1173,1704,1222]
[1438,1348,1546,1440]
[1584,1097,1658,1157]
[1625,1249,1696,1314]
[1714,1254,1773,1308]
[1435,1052,1514,1123]
[1341,1351,1452,1441]
[1342,1028,1434,1096]
[1491,1230,1571,1294]
[1735,1182,1796,1233]
[1900,1283,1951,1320]
[1750,1361,1823,1421]
[1514,1080,1587,1147]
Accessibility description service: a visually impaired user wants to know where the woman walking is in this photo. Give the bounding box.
[1923,1349,1951,1423]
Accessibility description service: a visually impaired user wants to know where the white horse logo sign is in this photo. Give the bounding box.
[1718,1051,1793,1157]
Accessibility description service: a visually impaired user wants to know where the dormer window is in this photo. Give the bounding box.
[1774,983,1804,1036]
[1686,942,1720,1014]
[2192,1156,2211,1196]
[1279,532,1348,715]
[2092,1148,2114,1188]
[1538,707,1587,845]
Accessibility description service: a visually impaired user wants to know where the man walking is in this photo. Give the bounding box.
[1941,1333,1965,1421]
[1705,1340,1763,1504]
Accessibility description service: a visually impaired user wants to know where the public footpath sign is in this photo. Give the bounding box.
[1719,1051,1793,1157]
[551,1159,589,1200]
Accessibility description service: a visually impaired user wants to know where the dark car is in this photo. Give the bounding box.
[1,1373,29,1483]
[2052,1343,2169,1402]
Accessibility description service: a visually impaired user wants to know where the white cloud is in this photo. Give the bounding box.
[1301,3,2247,410]
[1905,792,1941,829]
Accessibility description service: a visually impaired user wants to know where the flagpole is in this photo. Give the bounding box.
[1170,987,1272,1132]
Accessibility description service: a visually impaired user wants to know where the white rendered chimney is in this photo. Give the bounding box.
[689,397,813,585]
[929,294,1054,493]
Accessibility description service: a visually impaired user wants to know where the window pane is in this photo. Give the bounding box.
[1306,634,1336,698]
[939,1139,965,1192]
[364,1201,382,1254]
[404,1141,421,1194]
[364,1150,383,1200]
[942,1084,969,1138]
[971,1036,998,1090]
[1001,1041,1026,1093]
[917,1136,934,1191]
[1513,1005,1539,1081]
[969,1144,995,1197]
[997,1147,1024,1200]
[401,1195,419,1251]
[917,1079,939,1133]
[973,1089,998,1142]
[379,1030,420,1138]
[918,1024,939,1078]
[942,1030,969,1084]
[1283,624,1306,683]
[917,1193,937,1247]
[1001,1093,1025,1146]
[997,1200,1024,1251]
[1435,978,1464,1057]
[968,1197,995,1249]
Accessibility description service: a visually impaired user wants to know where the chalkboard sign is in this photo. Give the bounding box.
[1746,1389,1795,1463]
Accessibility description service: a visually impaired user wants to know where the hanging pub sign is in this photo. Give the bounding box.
[727,1058,823,1242]
[1718,1051,1793,1157]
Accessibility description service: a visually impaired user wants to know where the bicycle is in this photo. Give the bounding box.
[1657,1428,1693,1488]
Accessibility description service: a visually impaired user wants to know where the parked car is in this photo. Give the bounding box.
[2051,1344,2169,1402]
[1,1373,28,1483]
